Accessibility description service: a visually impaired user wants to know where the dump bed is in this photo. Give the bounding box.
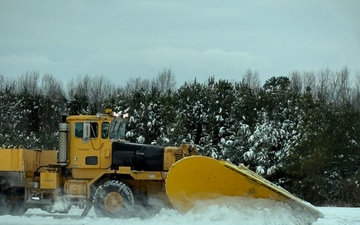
[0,148,57,172]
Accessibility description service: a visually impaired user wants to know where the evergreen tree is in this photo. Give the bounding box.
[222,81,259,165]
[206,78,237,159]
[173,80,207,148]
[243,76,303,182]
[155,89,178,145]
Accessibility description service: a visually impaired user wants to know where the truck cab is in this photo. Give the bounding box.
[63,111,128,179]
[66,114,112,170]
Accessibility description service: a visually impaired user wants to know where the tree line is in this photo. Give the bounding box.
[1,67,360,206]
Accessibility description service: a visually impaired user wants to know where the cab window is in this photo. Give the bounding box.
[75,122,98,138]
[75,123,83,138]
[102,122,110,139]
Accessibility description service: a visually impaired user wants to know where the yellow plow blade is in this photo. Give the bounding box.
[165,156,323,221]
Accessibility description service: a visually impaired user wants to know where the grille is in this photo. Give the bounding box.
[175,152,183,162]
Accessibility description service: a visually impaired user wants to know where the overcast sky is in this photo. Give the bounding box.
[1,0,359,87]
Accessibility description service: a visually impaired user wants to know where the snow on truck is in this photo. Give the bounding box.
[0,109,323,223]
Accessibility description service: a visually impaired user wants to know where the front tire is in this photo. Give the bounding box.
[93,180,134,217]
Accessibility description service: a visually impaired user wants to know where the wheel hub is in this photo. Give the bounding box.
[104,192,124,213]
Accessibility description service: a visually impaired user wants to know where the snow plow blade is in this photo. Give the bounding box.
[165,156,323,222]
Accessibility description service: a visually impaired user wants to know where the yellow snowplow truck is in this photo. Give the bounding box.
[0,109,323,223]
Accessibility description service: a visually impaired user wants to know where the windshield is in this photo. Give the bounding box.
[109,118,126,140]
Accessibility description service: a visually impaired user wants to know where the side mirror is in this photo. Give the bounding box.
[83,122,91,140]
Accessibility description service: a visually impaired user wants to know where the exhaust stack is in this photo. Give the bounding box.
[58,116,69,166]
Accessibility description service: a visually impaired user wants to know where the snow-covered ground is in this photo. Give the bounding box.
[0,199,359,225]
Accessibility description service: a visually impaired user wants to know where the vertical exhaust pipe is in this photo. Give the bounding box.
[58,115,69,166]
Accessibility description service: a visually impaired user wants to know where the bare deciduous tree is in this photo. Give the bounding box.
[67,75,117,112]
[303,71,316,96]
[289,71,302,94]
[16,71,40,95]
[352,70,360,110]
[334,67,350,105]
[322,67,351,105]
[316,68,331,101]
[41,74,65,100]
[67,75,91,98]
[0,74,4,93]
[0,74,12,94]
[151,68,176,94]
[124,77,151,95]
[242,69,260,92]
[89,75,115,112]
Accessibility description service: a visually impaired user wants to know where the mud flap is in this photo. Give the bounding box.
[165,156,323,222]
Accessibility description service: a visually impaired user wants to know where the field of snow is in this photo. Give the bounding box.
[0,199,359,225]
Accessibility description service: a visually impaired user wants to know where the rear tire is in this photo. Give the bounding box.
[93,180,134,218]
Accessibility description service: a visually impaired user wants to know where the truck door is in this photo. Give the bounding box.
[69,121,101,168]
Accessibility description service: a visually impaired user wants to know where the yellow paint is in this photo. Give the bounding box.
[66,115,112,170]
[64,180,88,196]
[105,149,110,158]
[163,147,180,170]
[0,149,23,171]
[118,166,131,174]
[165,156,323,219]
[71,168,108,179]
[0,149,57,172]
[40,171,62,189]
[128,171,166,180]
[163,145,196,170]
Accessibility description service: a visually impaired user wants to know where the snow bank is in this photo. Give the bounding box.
[0,201,359,225]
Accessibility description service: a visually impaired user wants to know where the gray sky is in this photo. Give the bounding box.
[1,0,359,86]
